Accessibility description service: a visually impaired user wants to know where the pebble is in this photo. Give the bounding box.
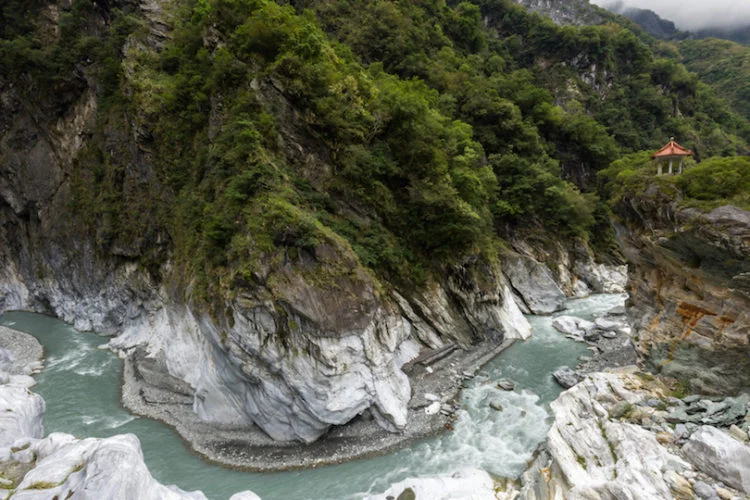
[425,366,433,374]
[424,393,440,402]
[601,331,617,339]
[683,395,701,404]
[425,402,441,415]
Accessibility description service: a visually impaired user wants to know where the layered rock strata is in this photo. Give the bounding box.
[521,369,750,499]
[619,198,750,394]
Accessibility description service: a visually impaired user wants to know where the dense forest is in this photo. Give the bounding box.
[2,0,749,297]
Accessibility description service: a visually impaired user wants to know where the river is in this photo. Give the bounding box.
[0,293,625,499]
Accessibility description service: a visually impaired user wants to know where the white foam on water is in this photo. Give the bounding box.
[72,359,113,377]
[105,414,138,429]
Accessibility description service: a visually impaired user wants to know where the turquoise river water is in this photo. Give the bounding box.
[0,293,625,500]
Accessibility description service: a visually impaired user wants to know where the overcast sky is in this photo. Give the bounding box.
[592,0,750,31]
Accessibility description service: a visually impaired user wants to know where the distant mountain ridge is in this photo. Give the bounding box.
[515,0,750,45]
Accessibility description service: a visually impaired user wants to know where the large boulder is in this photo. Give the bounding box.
[574,261,628,294]
[365,468,513,500]
[9,433,207,500]
[0,385,44,447]
[682,425,750,493]
[552,367,580,388]
[551,316,596,341]
[503,255,566,315]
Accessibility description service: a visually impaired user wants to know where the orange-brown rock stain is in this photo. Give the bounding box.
[666,302,717,361]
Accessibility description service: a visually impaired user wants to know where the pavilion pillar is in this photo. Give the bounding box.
[657,162,663,176]
[668,159,673,175]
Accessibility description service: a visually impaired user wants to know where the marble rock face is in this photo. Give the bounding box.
[683,425,750,493]
[503,255,566,315]
[521,371,692,500]
[7,433,207,500]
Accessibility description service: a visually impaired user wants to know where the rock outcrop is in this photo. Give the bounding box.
[366,468,516,500]
[619,198,750,394]
[683,425,750,493]
[521,369,750,499]
[6,433,208,500]
[0,56,533,449]
[0,327,254,500]
[503,254,566,314]
[522,370,692,499]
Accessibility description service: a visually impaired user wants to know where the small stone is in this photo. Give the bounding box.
[489,401,504,412]
[693,481,716,499]
[683,395,702,404]
[667,397,684,406]
[674,423,690,440]
[496,379,515,391]
[728,424,748,443]
[425,402,441,415]
[646,398,663,407]
[656,431,674,445]
[578,355,593,362]
[520,410,527,417]
[715,487,734,500]
[601,330,617,339]
[664,470,693,499]
[425,366,433,374]
[424,393,440,402]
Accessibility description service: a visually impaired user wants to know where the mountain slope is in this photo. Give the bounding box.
[1,0,749,455]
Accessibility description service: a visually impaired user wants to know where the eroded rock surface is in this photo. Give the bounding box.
[620,199,750,394]
[683,425,750,493]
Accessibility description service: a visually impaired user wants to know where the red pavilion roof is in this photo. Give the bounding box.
[652,139,693,159]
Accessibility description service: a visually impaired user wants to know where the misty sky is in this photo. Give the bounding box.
[592,0,750,31]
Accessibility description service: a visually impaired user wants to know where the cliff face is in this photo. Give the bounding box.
[617,190,750,394]
[0,0,546,447]
[0,66,532,443]
[511,0,604,26]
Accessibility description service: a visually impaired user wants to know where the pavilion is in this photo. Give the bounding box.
[652,137,693,175]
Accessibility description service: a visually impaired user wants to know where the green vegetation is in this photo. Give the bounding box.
[3,0,750,298]
[681,39,750,125]
[678,156,750,209]
[599,152,750,211]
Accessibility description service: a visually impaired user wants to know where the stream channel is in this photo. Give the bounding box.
[0,293,625,499]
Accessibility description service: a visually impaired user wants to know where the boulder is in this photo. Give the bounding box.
[496,379,515,391]
[683,425,750,493]
[11,433,208,500]
[551,316,596,341]
[365,468,508,500]
[553,367,580,388]
[573,261,628,294]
